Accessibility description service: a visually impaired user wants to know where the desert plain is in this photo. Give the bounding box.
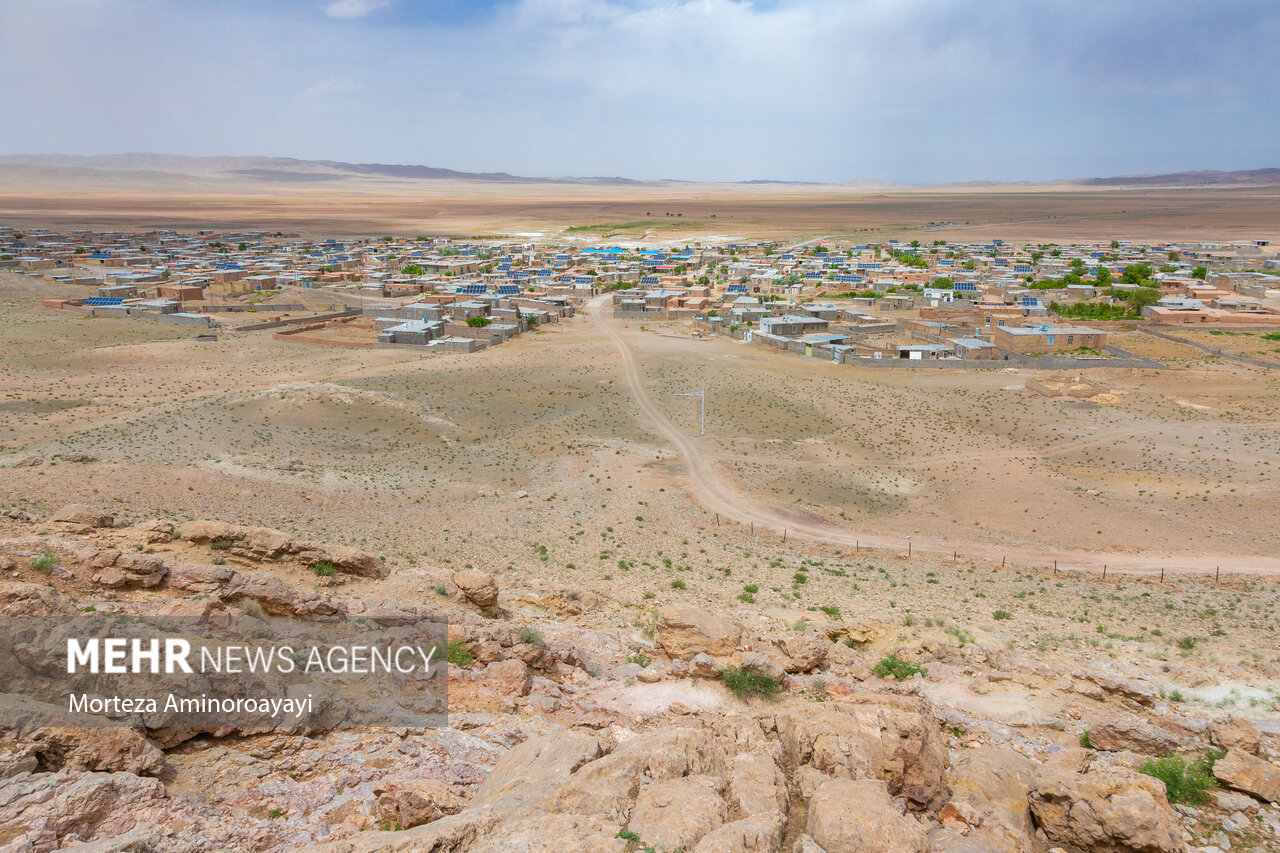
[2,175,1280,852]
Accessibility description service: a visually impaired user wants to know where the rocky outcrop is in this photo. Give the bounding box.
[806,778,930,852]
[51,504,115,528]
[372,778,467,829]
[9,727,163,776]
[770,630,829,673]
[627,774,725,851]
[946,745,1040,851]
[657,606,743,659]
[775,700,948,810]
[1213,748,1280,804]
[0,770,168,850]
[1027,761,1184,853]
[175,520,387,578]
[1087,717,1180,755]
[1209,716,1262,756]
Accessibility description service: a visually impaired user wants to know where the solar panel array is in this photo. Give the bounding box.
[497,284,520,295]
[84,297,123,306]
[459,283,488,295]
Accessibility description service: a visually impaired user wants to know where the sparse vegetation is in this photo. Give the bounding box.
[1137,753,1219,804]
[873,654,924,681]
[720,665,783,701]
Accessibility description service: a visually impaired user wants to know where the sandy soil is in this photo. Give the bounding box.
[2,175,1279,243]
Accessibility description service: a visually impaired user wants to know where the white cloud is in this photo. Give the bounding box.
[0,0,1276,182]
[323,0,390,19]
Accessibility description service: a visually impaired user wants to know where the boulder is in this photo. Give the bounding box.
[1086,673,1158,707]
[1208,716,1261,756]
[485,659,532,697]
[806,778,929,853]
[626,774,726,851]
[1027,763,1184,853]
[776,702,948,810]
[658,606,743,659]
[772,630,829,673]
[51,504,114,528]
[691,653,722,677]
[1088,717,1180,755]
[454,570,500,610]
[1213,748,1280,804]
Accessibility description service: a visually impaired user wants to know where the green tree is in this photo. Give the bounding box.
[1121,263,1155,284]
[1126,287,1161,311]
[1095,267,1113,286]
[1192,266,1207,280]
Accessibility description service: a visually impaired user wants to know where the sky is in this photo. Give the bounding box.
[1,0,1278,184]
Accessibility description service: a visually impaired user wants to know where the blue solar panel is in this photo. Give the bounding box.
[1020,296,1039,305]
[497,285,520,295]
[84,297,123,306]
[727,284,747,293]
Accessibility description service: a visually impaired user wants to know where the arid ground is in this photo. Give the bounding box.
[3,166,1280,244]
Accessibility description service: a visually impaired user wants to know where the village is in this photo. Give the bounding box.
[5,225,1280,369]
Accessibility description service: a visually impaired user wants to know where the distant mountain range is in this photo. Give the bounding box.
[0,153,1277,189]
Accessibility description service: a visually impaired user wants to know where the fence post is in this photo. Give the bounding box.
[908,541,911,557]
[1054,559,1057,574]
[783,529,787,543]
[1216,566,1220,582]
[1160,567,1164,583]
[1103,564,1107,579]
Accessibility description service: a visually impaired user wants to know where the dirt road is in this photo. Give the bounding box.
[588,294,1280,575]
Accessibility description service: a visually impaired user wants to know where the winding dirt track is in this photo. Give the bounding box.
[589,295,1280,576]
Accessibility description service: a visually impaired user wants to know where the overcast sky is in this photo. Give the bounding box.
[2,0,1278,183]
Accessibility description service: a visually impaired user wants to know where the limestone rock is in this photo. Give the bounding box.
[0,770,168,849]
[772,630,829,673]
[738,652,787,683]
[806,778,929,853]
[454,570,500,610]
[692,653,722,677]
[1088,717,1180,755]
[1028,762,1184,853]
[52,504,115,528]
[776,702,948,810]
[947,745,1039,848]
[626,774,726,851]
[20,726,164,776]
[1213,748,1280,804]
[373,778,466,829]
[658,606,743,659]
[1209,716,1261,756]
[692,812,784,853]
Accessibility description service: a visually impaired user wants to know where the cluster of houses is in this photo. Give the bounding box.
[3,224,1277,361]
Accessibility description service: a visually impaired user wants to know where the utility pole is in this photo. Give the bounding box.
[676,389,705,435]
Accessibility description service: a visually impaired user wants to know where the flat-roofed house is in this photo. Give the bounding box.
[993,324,1107,354]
